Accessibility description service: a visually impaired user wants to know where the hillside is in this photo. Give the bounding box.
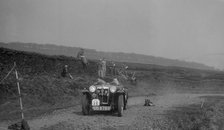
[0,47,98,121]
[0,42,215,70]
[1,47,224,123]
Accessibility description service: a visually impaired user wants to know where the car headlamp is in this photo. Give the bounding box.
[89,85,96,92]
[110,86,117,93]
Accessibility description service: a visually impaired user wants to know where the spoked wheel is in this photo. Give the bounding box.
[81,94,90,115]
[118,95,124,117]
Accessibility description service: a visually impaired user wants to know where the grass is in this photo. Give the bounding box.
[1,47,224,125]
[0,74,93,121]
[153,96,224,130]
[1,71,224,122]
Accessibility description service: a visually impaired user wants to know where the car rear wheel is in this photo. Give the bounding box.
[118,95,124,117]
[124,93,128,110]
[81,94,90,115]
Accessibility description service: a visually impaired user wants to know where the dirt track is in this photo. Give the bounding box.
[1,93,224,130]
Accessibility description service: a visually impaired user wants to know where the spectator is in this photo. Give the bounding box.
[61,65,68,77]
[81,55,88,70]
[98,59,103,78]
[76,48,88,71]
[102,58,107,78]
[112,62,116,76]
[76,48,84,60]
[109,61,116,76]
[61,65,73,79]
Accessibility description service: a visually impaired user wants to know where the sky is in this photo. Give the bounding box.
[0,0,224,70]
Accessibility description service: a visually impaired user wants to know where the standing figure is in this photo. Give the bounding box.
[112,62,116,76]
[77,48,84,60]
[102,58,107,78]
[81,55,88,70]
[124,65,128,77]
[98,59,103,78]
[77,48,88,71]
[108,61,113,76]
[109,61,116,76]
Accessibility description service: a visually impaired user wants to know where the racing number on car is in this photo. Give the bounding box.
[92,99,100,106]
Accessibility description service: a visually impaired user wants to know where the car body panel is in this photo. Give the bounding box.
[81,79,128,112]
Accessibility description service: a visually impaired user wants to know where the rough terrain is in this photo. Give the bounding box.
[1,47,224,130]
[2,93,223,130]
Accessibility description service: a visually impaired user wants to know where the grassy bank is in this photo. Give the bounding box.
[154,96,224,130]
[0,74,96,121]
[1,47,224,123]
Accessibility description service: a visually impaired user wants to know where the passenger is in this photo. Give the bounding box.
[111,78,120,85]
[96,78,106,85]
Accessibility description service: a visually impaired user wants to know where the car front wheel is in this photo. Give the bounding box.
[118,95,124,117]
[81,94,90,115]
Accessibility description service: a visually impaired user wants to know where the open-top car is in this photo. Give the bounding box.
[81,78,128,117]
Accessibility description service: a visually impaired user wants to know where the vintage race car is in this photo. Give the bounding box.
[81,78,128,117]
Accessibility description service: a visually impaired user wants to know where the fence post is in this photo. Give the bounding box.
[14,62,24,120]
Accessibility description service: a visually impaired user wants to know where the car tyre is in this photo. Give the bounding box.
[124,93,128,110]
[81,94,90,115]
[118,95,124,117]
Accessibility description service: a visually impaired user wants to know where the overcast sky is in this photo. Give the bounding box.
[0,0,224,69]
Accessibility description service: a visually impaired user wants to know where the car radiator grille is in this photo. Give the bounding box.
[97,88,109,104]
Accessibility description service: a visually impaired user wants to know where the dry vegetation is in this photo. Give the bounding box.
[1,47,224,129]
[153,96,224,130]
